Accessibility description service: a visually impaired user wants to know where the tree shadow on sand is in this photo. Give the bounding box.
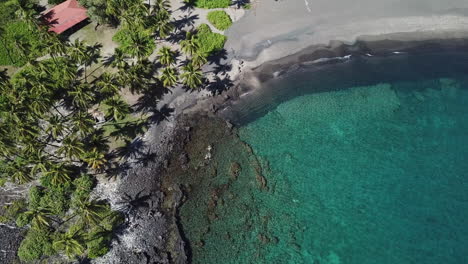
[173,12,199,31]
[206,75,234,95]
[113,138,148,161]
[147,104,174,124]
[232,0,250,8]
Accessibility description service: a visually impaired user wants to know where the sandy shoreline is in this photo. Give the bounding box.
[89,1,468,263]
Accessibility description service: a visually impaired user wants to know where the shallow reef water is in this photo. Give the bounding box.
[177,54,468,264]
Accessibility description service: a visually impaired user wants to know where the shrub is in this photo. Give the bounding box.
[87,237,110,259]
[15,212,29,227]
[28,186,42,210]
[0,199,26,223]
[28,185,70,216]
[193,0,231,8]
[86,228,111,259]
[100,210,124,231]
[196,24,227,56]
[207,11,232,31]
[39,187,70,216]
[18,229,55,262]
[71,174,95,207]
[73,174,94,195]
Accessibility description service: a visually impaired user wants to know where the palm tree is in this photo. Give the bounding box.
[16,0,39,30]
[110,48,129,70]
[154,0,171,10]
[12,35,31,61]
[157,46,176,65]
[30,150,53,176]
[57,136,85,160]
[181,63,203,90]
[11,168,34,184]
[96,72,120,98]
[71,112,95,135]
[82,149,107,170]
[46,115,66,140]
[127,31,154,61]
[160,67,178,87]
[103,96,132,121]
[75,198,108,225]
[180,31,199,56]
[43,163,71,186]
[153,18,174,39]
[68,83,95,109]
[53,227,85,259]
[68,39,87,65]
[192,52,207,68]
[22,207,53,230]
[85,128,110,153]
[8,161,34,184]
[46,35,67,65]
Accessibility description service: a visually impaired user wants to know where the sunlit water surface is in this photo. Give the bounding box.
[179,52,468,264]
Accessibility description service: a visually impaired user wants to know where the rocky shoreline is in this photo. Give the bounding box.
[91,36,468,264]
[2,35,468,264]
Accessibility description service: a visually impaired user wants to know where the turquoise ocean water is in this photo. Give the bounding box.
[179,52,468,264]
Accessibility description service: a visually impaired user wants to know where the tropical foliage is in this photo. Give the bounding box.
[0,0,224,261]
[207,10,233,31]
[191,0,231,9]
[195,24,227,56]
[0,0,43,66]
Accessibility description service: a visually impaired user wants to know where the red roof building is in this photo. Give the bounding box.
[42,0,88,34]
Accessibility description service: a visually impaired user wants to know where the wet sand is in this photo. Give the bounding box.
[225,0,468,67]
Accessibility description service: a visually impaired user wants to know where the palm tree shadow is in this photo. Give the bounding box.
[105,162,132,179]
[167,30,188,44]
[173,12,199,31]
[211,61,233,76]
[232,0,250,8]
[113,138,148,162]
[115,190,152,220]
[133,84,170,113]
[109,120,149,142]
[147,104,174,124]
[135,150,158,166]
[179,0,196,11]
[207,48,229,66]
[206,75,234,95]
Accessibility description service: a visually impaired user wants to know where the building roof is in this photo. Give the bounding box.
[42,0,88,34]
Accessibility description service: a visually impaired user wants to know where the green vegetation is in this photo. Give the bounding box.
[0,0,220,261]
[18,228,55,261]
[207,10,232,31]
[191,0,231,9]
[196,24,227,56]
[0,199,26,223]
[0,0,43,66]
[113,26,156,59]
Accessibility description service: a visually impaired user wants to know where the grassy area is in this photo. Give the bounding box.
[196,24,227,56]
[0,21,43,66]
[192,0,231,8]
[207,10,232,31]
